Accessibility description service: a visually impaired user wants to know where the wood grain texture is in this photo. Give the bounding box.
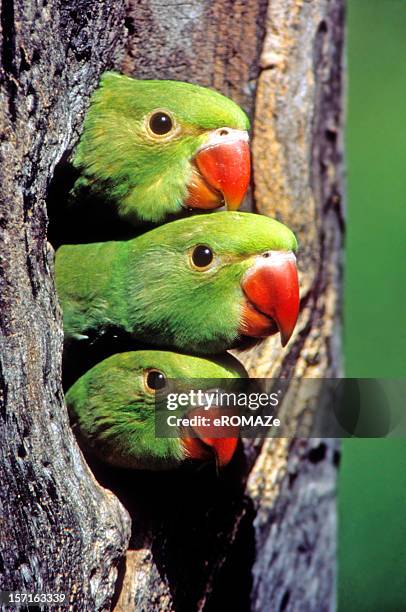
[117,0,345,610]
[246,1,345,602]
[123,0,269,116]
[0,2,131,608]
[244,1,344,608]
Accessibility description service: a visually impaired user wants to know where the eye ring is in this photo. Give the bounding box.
[146,109,177,138]
[144,369,167,393]
[189,244,215,271]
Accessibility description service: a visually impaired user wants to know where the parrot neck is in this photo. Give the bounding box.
[117,161,193,224]
[57,241,133,339]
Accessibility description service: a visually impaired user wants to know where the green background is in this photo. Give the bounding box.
[339,1,406,610]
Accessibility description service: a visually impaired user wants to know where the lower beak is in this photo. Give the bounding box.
[181,406,239,467]
[185,128,250,211]
[240,251,300,347]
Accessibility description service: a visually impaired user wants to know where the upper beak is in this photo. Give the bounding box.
[185,128,250,211]
[181,406,239,468]
[240,251,300,347]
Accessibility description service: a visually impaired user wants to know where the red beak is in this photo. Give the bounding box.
[185,128,250,211]
[181,407,239,467]
[240,251,300,347]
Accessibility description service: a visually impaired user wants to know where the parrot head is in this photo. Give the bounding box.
[66,350,247,470]
[72,72,251,224]
[127,211,300,353]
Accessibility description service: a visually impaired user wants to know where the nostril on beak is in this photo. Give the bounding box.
[218,128,230,137]
[263,251,271,258]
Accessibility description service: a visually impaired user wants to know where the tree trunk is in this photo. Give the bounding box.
[0,2,130,609]
[0,1,344,611]
[118,1,345,611]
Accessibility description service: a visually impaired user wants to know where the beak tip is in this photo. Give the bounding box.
[226,198,244,211]
[280,324,296,347]
[214,437,239,467]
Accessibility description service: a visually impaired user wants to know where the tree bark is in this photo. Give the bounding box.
[118,1,345,611]
[0,2,130,609]
[0,0,344,610]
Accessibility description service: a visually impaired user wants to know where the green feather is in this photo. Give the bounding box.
[71,72,250,224]
[56,211,297,353]
[66,350,246,470]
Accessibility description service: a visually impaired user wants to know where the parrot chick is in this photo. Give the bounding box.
[70,72,251,225]
[66,350,247,470]
[56,211,300,354]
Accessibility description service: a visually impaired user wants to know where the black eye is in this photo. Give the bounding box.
[149,111,173,135]
[191,245,214,269]
[145,369,167,392]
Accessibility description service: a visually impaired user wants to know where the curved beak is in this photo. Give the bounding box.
[240,251,300,347]
[185,128,250,211]
[181,406,239,468]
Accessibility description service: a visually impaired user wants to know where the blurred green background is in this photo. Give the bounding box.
[339,1,406,610]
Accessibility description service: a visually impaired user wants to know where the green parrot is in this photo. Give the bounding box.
[66,350,247,470]
[69,72,250,223]
[56,211,300,355]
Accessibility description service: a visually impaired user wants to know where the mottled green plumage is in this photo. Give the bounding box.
[66,350,246,470]
[56,211,297,353]
[71,72,249,224]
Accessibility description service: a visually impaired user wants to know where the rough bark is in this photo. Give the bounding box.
[117,1,345,611]
[246,3,344,608]
[0,0,344,610]
[0,2,131,609]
